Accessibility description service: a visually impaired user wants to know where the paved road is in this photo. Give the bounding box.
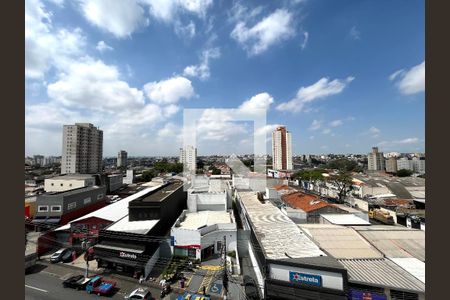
[25,266,179,300]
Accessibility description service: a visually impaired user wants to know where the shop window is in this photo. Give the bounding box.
[174,247,188,257]
[38,205,48,212]
[51,205,61,212]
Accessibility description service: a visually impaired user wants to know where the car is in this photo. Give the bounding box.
[243,275,259,300]
[50,248,72,263]
[124,288,152,300]
[62,275,91,290]
[86,275,116,296]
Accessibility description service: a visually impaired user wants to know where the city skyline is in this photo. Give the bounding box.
[25,0,424,156]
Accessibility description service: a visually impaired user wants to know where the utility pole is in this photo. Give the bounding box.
[222,235,228,298]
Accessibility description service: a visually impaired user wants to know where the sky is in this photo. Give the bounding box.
[25,0,425,157]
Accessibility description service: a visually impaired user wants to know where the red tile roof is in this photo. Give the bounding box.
[273,184,291,191]
[281,192,335,212]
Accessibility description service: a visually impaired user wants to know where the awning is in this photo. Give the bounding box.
[96,255,143,268]
[94,244,144,254]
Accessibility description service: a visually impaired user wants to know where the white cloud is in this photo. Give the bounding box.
[25,0,86,79]
[254,124,282,137]
[144,76,195,104]
[322,128,331,134]
[238,92,274,112]
[329,119,343,127]
[365,126,381,138]
[47,59,145,111]
[309,135,315,140]
[157,122,181,139]
[378,137,421,147]
[276,76,355,112]
[390,61,425,95]
[349,26,360,40]
[183,47,220,80]
[96,40,114,52]
[309,120,322,131]
[79,0,149,38]
[174,20,196,39]
[301,31,309,50]
[231,9,296,56]
[145,0,213,22]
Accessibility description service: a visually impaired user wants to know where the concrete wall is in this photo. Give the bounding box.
[44,178,95,192]
[108,174,123,192]
[188,192,227,212]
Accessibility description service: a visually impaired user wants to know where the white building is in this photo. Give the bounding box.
[412,157,425,174]
[385,157,398,173]
[61,123,103,174]
[367,147,385,171]
[397,157,413,171]
[117,150,128,168]
[123,169,134,185]
[179,145,197,174]
[272,126,293,171]
[44,174,95,192]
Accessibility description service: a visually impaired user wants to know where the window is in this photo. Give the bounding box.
[38,206,48,212]
[97,194,103,200]
[69,183,72,187]
[60,183,63,187]
[51,183,54,186]
[51,205,61,212]
[67,202,77,210]
[83,197,91,205]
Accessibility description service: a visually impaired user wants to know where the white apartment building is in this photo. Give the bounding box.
[397,157,413,171]
[386,157,398,173]
[117,150,128,168]
[272,126,293,171]
[367,147,385,171]
[61,123,103,174]
[412,157,426,174]
[179,145,197,173]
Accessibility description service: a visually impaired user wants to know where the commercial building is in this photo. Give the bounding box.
[385,157,398,173]
[367,147,385,171]
[44,174,95,193]
[61,123,103,174]
[272,126,293,171]
[179,145,197,173]
[33,185,107,226]
[235,191,348,300]
[117,150,128,168]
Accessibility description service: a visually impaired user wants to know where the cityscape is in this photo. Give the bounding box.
[25,1,425,300]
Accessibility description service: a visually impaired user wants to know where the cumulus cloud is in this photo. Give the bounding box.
[378,137,421,148]
[174,20,196,39]
[329,119,343,127]
[301,31,309,50]
[231,9,296,56]
[78,0,149,38]
[145,0,213,22]
[183,47,220,80]
[276,76,355,112]
[144,76,195,104]
[238,92,274,112]
[309,120,322,131]
[96,40,114,52]
[390,61,425,95]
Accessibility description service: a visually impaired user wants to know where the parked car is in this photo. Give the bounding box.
[124,288,152,300]
[86,275,116,296]
[62,275,91,290]
[243,275,259,300]
[50,248,72,263]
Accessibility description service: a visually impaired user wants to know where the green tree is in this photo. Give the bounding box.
[327,159,359,172]
[328,172,354,202]
[141,170,156,182]
[397,169,413,177]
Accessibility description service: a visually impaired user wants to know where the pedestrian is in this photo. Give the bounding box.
[202,286,206,295]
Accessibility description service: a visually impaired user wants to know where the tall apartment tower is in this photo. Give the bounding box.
[272,126,293,171]
[117,150,128,168]
[61,123,103,174]
[385,157,398,173]
[179,145,197,173]
[367,147,385,171]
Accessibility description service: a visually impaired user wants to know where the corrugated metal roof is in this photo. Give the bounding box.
[354,226,425,261]
[389,257,425,284]
[299,224,383,259]
[338,258,425,293]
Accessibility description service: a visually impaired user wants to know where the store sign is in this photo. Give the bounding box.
[119,252,137,260]
[349,289,387,300]
[289,271,322,287]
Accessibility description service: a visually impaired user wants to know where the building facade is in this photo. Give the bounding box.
[272,126,293,171]
[117,150,128,168]
[367,147,385,171]
[44,174,95,193]
[385,157,398,173]
[61,123,103,174]
[412,157,425,174]
[179,145,197,173]
[397,157,413,171]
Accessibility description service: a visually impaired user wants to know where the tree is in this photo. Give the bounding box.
[328,172,354,202]
[210,166,221,175]
[397,169,413,177]
[141,170,156,182]
[327,159,359,172]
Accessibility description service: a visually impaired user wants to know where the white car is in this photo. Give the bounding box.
[124,288,152,300]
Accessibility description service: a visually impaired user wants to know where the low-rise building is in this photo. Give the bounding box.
[44,174,96,193]
[397,157,413,171]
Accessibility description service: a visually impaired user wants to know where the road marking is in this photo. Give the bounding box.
[25,285,48,293]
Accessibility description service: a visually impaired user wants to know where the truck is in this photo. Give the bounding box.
[370,209,395,225]
[85,276,116,296]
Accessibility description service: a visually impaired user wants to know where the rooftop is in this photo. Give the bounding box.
[320,214,371,225]
[281,191,334,213]
[178,211,233,230]
[238,191,325,260]
[46,174,94,181]
[105,216,159,235]
[388,257,425,284]
[131,180,184,205]
[44,185,102,197]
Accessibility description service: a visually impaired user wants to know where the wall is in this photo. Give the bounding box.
[269,263,344,291]
[144,248,160,278]
[44,178,94,192]
[361,185,391,197]
[108,174,123,192]
[188,192,227,212]
[347,197,369,212]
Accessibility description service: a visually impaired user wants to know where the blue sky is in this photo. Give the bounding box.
[25,0,425,156]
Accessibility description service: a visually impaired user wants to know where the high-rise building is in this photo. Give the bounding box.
[397,157,413,171]
[386,157,398,173]
[33,155,45,166]
[61,123,103,174]
[117,150,128,168]
[179,145,197,173]
[367,147,385,171]
[272,126,293,171]
[412,157,426,174]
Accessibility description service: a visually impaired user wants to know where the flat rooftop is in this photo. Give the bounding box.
[132,180,184,204]
[238,191,325,260]
[106,216,159,235]
[179,211,232,230]
[44,185,102,196]
[320,214,371,225]
[47,174,94,180]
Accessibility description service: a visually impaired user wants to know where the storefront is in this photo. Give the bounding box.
[94,243,148,277]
